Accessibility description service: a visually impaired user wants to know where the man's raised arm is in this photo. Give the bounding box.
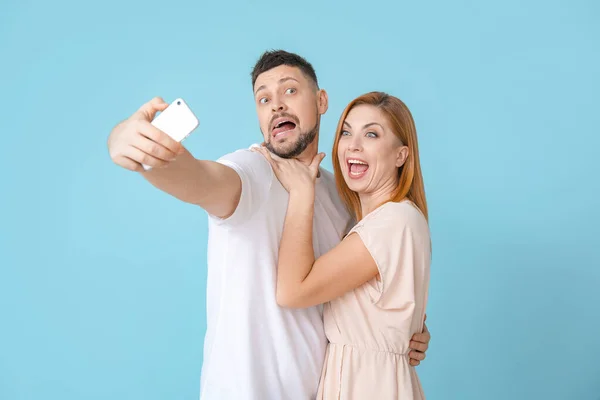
[107,97,241,219]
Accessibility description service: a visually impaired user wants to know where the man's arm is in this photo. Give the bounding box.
[107,97,241,218]
[142,149,241,218]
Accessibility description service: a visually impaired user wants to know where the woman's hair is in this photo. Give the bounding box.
[332,91,428,221]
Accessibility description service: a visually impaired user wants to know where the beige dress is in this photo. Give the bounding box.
[316,200,431,400]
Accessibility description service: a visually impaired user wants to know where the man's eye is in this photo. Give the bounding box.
[259,97,268,104]
[285,88,297,94]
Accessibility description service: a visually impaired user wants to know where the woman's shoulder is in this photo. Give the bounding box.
[364,200,426,227]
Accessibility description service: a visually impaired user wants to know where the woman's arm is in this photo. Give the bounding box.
[277,193,378,308]
[252,146,379,308]
[275,189,317,305]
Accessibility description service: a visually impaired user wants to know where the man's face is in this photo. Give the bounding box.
[253,65,327,158]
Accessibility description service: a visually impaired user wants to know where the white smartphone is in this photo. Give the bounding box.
[142,98,199,170]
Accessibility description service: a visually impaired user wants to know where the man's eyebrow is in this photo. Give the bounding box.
[254,77,300,95]
[254,85,266,95]
[278,77,299,85]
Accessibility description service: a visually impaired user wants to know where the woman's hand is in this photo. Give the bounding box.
[253,146,325,194]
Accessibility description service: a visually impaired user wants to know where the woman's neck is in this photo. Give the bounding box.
[358,179,397,218]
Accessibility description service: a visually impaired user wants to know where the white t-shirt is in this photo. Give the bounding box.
[199,146,353,400]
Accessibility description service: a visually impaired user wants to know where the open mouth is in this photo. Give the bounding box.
[271,118,297,138]
[347,158,369,179]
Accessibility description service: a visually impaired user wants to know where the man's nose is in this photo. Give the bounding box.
[271,97,287,112]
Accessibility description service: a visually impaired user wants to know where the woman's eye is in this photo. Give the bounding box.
[341,130,351,136]
[366,132,378,138]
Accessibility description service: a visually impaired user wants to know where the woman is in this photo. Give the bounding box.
[254,92,430,399]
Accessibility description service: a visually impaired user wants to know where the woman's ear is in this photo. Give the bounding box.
[396,146,409,168]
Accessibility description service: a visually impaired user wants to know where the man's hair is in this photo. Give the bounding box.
[251,50,319,88]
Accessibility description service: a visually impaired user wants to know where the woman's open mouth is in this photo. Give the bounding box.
[347,158,369,179]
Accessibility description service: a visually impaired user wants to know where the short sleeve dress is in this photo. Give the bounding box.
[316,200,431,399]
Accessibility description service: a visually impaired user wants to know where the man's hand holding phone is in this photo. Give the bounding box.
[107,97,237,216]
[108,97,196,172]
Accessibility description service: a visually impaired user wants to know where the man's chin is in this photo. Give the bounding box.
[266,141,299,159]
[264,123,318,159]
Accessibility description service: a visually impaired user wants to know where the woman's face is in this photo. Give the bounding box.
[337,104,408,195]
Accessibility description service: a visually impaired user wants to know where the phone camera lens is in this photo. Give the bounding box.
[177,100,181,105]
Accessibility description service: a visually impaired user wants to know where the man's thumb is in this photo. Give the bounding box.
[136,97,169,120]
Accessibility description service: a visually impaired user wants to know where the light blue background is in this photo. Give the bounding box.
[1,0,599,399]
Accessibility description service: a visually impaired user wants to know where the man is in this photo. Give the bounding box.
[107,50,430,399]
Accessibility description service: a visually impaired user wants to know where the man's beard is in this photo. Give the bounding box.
[266,122,319,159]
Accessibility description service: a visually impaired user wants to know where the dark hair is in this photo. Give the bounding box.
[251,50,319,88]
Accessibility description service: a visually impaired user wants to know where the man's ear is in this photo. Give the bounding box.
[318,89,329,115]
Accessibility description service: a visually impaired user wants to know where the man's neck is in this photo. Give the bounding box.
[295,134,320,166]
